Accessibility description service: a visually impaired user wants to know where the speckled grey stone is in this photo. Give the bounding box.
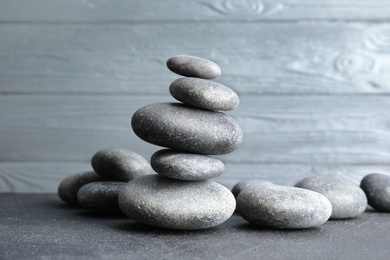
[131,103,243,155]
[118,174,236,230]
[58,171,103,205]
[151,149,225,181]
[236,184,332,229]
[166,55,221,79]
[295,176,367,219]
[91,148,151,182]
[169,77,239,111]
[231,180,272,197]
[361,173,390,212]
[77,182,125,212]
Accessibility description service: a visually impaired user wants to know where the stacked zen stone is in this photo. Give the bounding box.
[119,55,243,230]
[58,148,151,212]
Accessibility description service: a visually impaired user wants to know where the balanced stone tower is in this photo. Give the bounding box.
[118,55,243,230]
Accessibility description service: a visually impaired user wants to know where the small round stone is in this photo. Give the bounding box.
[231,180,272,197]
[236,184,332,229]
[360,173,390,212]
[91,148,151,182]
[166,55,221,79]
[295,176,367,219]
[131,103,243,155]
[58,171,103,205]
[118,175,236,230]
[151,149,225,181]
[169,77,239,111]
[77,182,125,212]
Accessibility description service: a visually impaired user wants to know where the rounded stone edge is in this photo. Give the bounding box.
[360,173,390,212]
[166,55,221,79]
[57,171,103,205]
[150,149,225,181]
[91,147,151,182]
[295,176,368,219]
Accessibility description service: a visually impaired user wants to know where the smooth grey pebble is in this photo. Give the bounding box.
[295,176,367,219]
[151,149,225,181]
[236,184,332,229]
[58,171,103,205]
[77,182,125,212]
[131,102,243,155]
[118,174,235,230]
[91,148,151,182]
[231,179,272,197]
[166,55,221,79]
[169,77,239,111]
[361,173,390,212]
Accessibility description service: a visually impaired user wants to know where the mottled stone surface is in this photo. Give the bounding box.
[58,171,103,205]
[118,174,236,230]
[361,173,390,212]
[166,55,221,79]
[151,149,225,181]
[169,77,239,111]
[231,179,272,197]
[236,184,332,229]
[131,102,243,155]
[77,182,125,212]
[91,148,151,182]
[295,176,367,219]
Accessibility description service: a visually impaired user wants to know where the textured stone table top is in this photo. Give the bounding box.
[0,193,389,260]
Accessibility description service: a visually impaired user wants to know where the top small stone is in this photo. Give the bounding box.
[166,55,221,79]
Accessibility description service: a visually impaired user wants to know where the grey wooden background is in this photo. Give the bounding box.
[1,0,390,192]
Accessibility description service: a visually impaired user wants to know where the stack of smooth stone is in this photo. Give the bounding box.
[58,148,151,212]
[118,55,243,230]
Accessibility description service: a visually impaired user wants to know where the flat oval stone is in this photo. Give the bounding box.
[58,171,103,205]
[118,175,236,230]
[295,176,367,219]
[360,173,390,212]
[231,180,272,197]
[169,77,239,111]
[78,182,125,212]
[166,55,221,79]
[151,149,225,181]
[236,184,332,229]
[131,103,243,155]
[91,148,151,182]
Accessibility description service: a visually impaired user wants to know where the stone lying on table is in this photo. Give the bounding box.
[360,173,390,212]
[236,184,332,229]
[166,55,221,79]
[58,171,103,205]
[131,102,243,155]
[118,174,236,230]
[77,182,125,212]
[231,179,273,198]
[91,148,151,182]
[151,149,225,181]
[169,77,239,111]
[295,176,367,219]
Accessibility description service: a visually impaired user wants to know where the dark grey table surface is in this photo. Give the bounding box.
[0,193,389,260]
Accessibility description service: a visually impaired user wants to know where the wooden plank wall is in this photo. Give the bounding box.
[1,0,390,192]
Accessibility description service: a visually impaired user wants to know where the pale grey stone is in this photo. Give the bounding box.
[169,77,239,111]
[131,103,243,155]
[231,180,272,197]
[151,149,225,181]
[77,182,125,212]
[361,173,390,212]
[58,171,103,205]
[91,148,151,182]
[236,184,332,229]
[295,176,367,219]
[166,55,221,79]
[118,174,236,230]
